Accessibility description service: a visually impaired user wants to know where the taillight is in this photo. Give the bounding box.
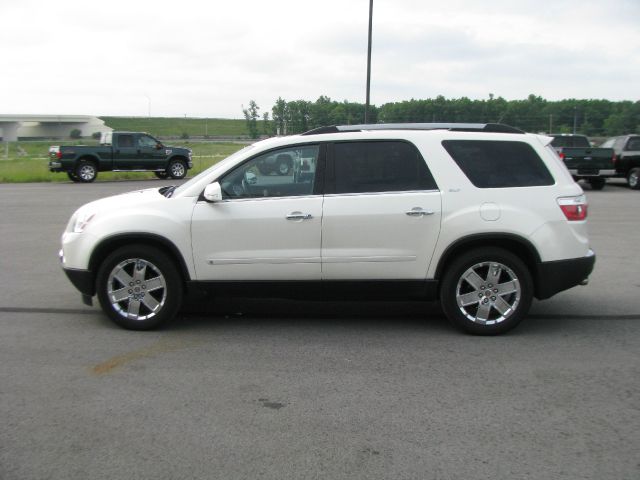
[557,195,588,221]
[56,151,62,159]
[558,151,565,160]
[612,153,617,166]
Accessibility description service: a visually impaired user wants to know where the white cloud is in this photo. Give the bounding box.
[0,0,637,118]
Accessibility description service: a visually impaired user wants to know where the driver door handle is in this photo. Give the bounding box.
[405,208,435,217]
[286,212,313,221]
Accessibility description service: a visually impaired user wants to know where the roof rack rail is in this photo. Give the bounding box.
[301,122,524,135]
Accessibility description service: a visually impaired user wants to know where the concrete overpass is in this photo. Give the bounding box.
[0,115,111,142]
[0,115,112,157]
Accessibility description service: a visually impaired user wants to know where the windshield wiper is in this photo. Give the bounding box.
[159,185,177,198]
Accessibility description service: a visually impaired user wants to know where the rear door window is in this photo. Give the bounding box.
[330,141,437,194]
[118,135,134,148]
[442,140,554,188]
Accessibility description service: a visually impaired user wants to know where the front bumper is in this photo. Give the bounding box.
[60,249,94,301]
[535,249,596,299]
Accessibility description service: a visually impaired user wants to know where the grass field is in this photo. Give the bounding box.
[101,117,249,138]
[0,141,245,183]
[0,116,254,182]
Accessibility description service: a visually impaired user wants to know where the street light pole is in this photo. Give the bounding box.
[365,0,373,124]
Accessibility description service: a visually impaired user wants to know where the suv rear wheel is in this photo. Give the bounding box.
[440,247,533,335]
[96,245,183,330]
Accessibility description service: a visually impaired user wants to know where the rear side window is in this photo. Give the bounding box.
[442,140,554,188]
[551,136,589,148]
[332,141,437,194]
[118,135,134,148]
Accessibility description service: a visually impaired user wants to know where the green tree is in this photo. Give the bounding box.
[262,112,271,136]
[242,100,260,139]
[272,97,288,135]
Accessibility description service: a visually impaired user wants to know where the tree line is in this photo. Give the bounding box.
[243,94,639,139]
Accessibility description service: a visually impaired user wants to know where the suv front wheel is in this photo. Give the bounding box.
[96,245,183,330]
[440,247,533,335]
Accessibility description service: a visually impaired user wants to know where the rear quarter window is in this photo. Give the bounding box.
[442,140,554,188]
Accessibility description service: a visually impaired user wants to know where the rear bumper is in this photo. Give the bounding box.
[568,169,616,177]
[535,250,595,299]
[49,161,64,172]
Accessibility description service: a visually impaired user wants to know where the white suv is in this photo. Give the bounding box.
[60,123,595,334]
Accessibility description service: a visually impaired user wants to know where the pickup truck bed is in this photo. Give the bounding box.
[550,134,615,190]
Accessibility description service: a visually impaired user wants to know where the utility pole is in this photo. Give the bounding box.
[364,0,373,124]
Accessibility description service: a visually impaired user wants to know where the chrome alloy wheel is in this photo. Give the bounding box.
[78,164,96,181]
[629,170,639,188]
[170,162,185,178]
[106,258,167,321]
[455,261,521,325]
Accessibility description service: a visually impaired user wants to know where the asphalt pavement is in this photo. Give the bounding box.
[1,179,638,480]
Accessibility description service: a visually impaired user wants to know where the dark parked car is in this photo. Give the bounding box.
[600,135,640,189]
[549,134,615,190]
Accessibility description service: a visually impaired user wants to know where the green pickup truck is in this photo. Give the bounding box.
[49,132,193,183]
[550,134,615,190]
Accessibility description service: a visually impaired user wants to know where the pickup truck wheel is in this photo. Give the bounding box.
[67,171,80,183]
[76,160,97,183]
[168,160,187,179]
[96,245,182,330]
[628,168,640,190]
[588,178,606,190]
[154,171,169,179]
[440,247,533,335]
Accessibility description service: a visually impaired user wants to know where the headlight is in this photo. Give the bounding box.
[72,211,96,233]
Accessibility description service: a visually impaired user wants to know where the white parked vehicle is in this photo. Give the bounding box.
[60,123,595,334]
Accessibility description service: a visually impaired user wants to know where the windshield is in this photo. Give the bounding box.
[172,144,255,196]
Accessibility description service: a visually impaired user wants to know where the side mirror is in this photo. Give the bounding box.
[203,182,223,202]
[156,143,164,150]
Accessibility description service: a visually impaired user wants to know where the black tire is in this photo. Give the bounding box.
[67,171,80,182]
[627,168,640,190]
[168,160,187,179]
[75,159,97,183]
[155,171,169,179]
[96,245,183,330]
[588,177,606,190]
[439,247,533,335]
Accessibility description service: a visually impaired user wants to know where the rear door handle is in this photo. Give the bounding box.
[286,212,313,221]
[405,208,434,217]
